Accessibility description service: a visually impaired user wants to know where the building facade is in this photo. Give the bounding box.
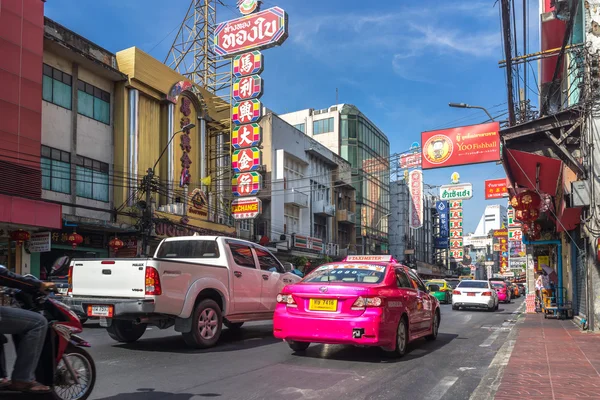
[280,104,390,255]
[245,113,355,261]
[471,204,507,236]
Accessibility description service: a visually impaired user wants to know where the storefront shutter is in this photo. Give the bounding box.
[576,249,587,317]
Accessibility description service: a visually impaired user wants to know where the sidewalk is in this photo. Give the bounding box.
[496,313,600,399]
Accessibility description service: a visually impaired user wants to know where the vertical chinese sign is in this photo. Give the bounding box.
[408,170,423,229]
[493,229,509,275]
[214,2,289,221]
[434,201,449,249]
[449,200,463,262]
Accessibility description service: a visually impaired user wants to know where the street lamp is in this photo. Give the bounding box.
[141,123,196,255]
[448,103,495,122]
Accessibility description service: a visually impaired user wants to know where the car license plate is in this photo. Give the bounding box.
[467,293,476,296]
[88,305,113,317]
[308,298,337,311]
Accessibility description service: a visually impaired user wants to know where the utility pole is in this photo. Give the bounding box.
[500,0,516,126]
[141,168,154,257]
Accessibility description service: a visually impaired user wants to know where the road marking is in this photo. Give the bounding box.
[480,329,501,347]
[426,376,458,400]
[458,367,476,371]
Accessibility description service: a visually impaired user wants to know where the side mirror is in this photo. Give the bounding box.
[282,262,293,273]
[428,284,440,292]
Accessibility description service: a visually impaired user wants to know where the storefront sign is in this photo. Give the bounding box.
[434,238,449,249]
[214,7,289,57]
[450,249,464,258]
[449,200,462,209]
[51,231,103,248]
[155,222,236,238]
[29,232,51,252]
[293,235,324,253]
[232,51,264,77]
[508,228,522,242]
[400,152,422,169]
[450,239,463,248]
[449,220,463,229]
[232,99,262,125]
[232,147,261,172]
[493,229,508,237]
[232,123,262,149]
[507,206,521,228]
[421,122,501,170]
[450,229,463,238]
[450,210,463,219]
[485,178,508,200]
[179,98,194,187]
[232,172,261,196]
[233,75,263,102]
[238,0,260,15]
[189,188,208,217]
[408,170,423,229]
[440,183,473,200]
[436,200,449,238]
[231,197,262,219]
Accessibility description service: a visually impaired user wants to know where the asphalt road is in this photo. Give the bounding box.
[3,299,525,400]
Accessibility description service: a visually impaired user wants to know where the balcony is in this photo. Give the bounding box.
[312,200,335,217]
[337,209,355,224]
[284,189,309,208]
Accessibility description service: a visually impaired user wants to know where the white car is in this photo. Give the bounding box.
[452,279,499,311]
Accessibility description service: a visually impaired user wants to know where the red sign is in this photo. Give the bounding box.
[233,75,263,102]
[233,51,264,77]
[231,197,262,219]
[408,170,423,229]
[400,153,422,169]
[232,172,261,196]
[421,122,500,170]
[485,178,508,200]
[214,7,289,57]
[232,148,261,173]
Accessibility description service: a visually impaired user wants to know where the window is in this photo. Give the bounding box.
[228,243,256,269]
[42,64,72,109]
[407,271,427,292]
[156,240,220,258]
[293,123,305,133]
[284,205,299,234]
[255,248,284,273]
[313,117,334,135]
[77,81,110,124]
[457,281,490,289]
[41,145,71,194]
[75,155,109,202]
[396,269,412,288]
[238,220,250,231]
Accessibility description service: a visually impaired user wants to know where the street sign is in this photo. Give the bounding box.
[231,197,262,219]
[439,183,473,200]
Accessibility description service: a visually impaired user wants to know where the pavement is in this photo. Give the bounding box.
[2,300,525,400]
[493,312,600,400]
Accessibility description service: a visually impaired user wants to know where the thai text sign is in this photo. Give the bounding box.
[408,170,423,229]
[440,183,473,200]
[231,197,262,219]
[485,178,508,200]
[421,122,500,170]
[214,7,289,57]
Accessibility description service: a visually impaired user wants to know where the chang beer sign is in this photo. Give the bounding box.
[440,183,473,200]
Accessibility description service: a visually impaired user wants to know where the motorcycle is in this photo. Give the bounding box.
[1,285,96,400]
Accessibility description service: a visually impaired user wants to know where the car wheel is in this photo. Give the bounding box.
[106,320,147,343]
[182,299,223,349]
[288,340,310,352]
[452,304,459,311]
[393,318,409,357]
[495,302,499,311]
[425,311,439,341]
[224,321,244,331]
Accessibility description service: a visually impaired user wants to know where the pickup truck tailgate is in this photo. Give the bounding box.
[71,259,149,298]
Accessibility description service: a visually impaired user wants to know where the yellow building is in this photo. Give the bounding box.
[113,47,235,250]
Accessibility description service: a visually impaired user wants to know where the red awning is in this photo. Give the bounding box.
[503,149,562,196]
[0,194,62,229]
[556,207,581,233]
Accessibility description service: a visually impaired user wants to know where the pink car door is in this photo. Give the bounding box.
[253,247,286,311]
[407,270,431,333]
[395,268,421,336]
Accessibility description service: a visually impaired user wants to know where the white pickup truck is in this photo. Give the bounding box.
[63,236,302,348]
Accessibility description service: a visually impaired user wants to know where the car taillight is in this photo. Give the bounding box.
[439,288,447,292]
[276,294,296,307]
[67,265,73,294]
[145,267,162,295]
[453,290,461,295]
[351,296,382,310]
[481,291,492,296]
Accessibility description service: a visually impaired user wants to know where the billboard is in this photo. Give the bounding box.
[408,170,423,229]
[231,197,262,219]
[214,7,289,57]
[440,183,473,200]
[421,122,501,169]
[484,178,508,200]
[435,200,449,249]
[400,153,422,169]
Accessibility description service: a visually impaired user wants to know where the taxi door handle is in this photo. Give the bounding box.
[234,271,242,278]
[262,274,269,280]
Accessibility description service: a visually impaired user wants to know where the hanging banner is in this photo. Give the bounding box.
[421,122,501,170]
[408,170,423,229]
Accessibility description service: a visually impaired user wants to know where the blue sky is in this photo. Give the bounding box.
[44,0,539,233]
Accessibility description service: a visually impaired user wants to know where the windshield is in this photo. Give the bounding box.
[491,282,505,288]
[303,264,387,284]
[446,280,459,288]
[156,240,219,258]
[457,281,489,289]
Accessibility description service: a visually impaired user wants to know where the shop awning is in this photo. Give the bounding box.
[503,149,562,196]
[0,194,62,229]
[556,207,581,232]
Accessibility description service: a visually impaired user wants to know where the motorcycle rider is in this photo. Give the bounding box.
[0,265,55,394]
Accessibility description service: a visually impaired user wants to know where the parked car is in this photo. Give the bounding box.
[63,236,302,348]
[452,279,499,311]
[425,279,452,304]
[490,280,511,303]
[273,255,441,357]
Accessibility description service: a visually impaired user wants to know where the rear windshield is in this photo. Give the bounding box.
[446,280,459,288]
[156,240,219,259]
[304,264,387,284]
[491,282,505,288]
[457,281,489,289]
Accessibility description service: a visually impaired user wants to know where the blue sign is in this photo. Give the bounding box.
[434,238,449,249]
[437,201,449,239]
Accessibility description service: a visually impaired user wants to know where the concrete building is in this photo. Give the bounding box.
[472,204,507,236]
[280,104,390,255]
[244,113,356,260]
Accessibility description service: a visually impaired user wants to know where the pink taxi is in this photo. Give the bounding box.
[273,255,441,357]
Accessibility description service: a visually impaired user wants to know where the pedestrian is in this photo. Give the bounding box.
[0,265,55,394]
[540,270,553,309]
[535,272,543,310]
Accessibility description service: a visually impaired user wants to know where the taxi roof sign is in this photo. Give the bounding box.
[343,255,395,263]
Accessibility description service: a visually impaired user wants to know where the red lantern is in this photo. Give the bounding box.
[109,237,124,253]
[513,190,541,211]
[515,208,539,223]
[521,223,531,237]
[10,230,30,245]
[67,232,83,249]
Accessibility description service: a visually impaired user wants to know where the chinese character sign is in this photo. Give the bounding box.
[232,124,262,149]
[179,97,193,188]
[408,170,423,229]
[436,201,449,239]
[449,199,463,263]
